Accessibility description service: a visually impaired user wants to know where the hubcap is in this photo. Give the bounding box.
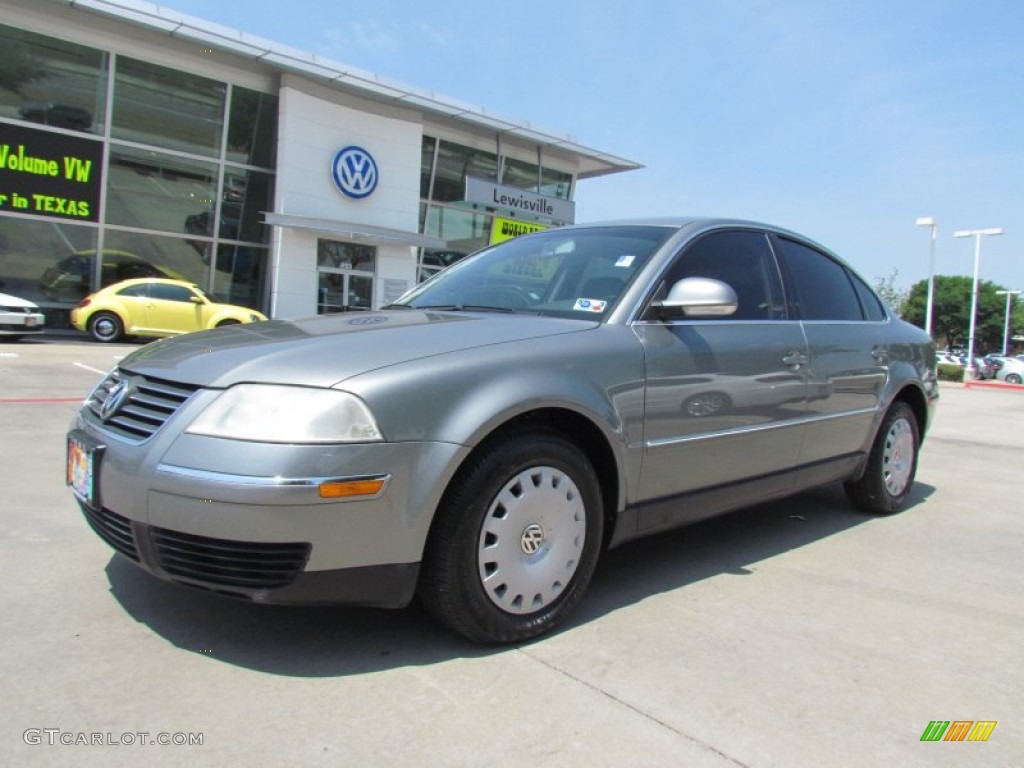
[94,317,116,338]
[882,417,914,496]
[477,466,586,615]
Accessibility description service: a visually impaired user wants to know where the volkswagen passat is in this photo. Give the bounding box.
[67,218,937,643]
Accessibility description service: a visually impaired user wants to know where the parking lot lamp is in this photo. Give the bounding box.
[996,289,1021,356]
[954,227,1004,377]
[916,217,937,337]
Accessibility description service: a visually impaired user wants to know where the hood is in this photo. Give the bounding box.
[118,310,597,388]
[0,292,39,309]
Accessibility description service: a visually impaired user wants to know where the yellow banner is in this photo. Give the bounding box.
[490,217,547,244]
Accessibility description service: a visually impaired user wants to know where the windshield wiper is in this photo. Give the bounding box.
[380,303,413,310]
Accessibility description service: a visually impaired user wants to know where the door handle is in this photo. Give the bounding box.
[782,351,809,369]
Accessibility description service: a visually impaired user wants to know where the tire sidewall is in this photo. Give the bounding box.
[436,431,603,642]
[865,402,920,513]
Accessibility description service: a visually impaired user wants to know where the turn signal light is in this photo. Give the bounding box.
[318,477,388,499]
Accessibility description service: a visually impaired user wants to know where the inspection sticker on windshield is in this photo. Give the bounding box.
[573,298,607,312]
[614,255,635,267]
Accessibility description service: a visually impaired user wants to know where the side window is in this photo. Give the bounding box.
[775,238,863,321]
[850,273,888,321]
[116,284,149,298]
[149,283,196,303]
[664,230,786,320]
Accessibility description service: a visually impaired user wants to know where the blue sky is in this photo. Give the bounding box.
[162,0,1022,292]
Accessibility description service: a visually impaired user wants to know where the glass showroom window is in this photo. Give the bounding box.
[0,218,97,308]
[502,157,540,192]
[211,244,267,308]
[540,167,572,200]
[422,207,489,260]
[101,229,207,290]
[227,86,278,168]
[431,140,498,202]
[111,56,226,157]
[0,25,108,134]
[419,136,437,200]
[106,145,218,236]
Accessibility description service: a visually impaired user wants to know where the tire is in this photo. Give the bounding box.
[88,312,124,343]
[844,402,919,514]
[1005,373,1022,385]
[419,429,604,644]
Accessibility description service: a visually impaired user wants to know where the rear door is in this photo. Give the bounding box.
[771,235,888,464]
[634,229,809,504]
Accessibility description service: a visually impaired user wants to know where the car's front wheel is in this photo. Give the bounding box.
[419,429,603,643]
[1005,373,1022,385]
[845,401,920,514]
[88,312,124,343]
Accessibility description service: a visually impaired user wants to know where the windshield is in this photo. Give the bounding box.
[395,226,673,318]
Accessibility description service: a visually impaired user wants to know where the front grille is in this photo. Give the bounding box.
[87,371,200,441]
[81,505,139,562]
[149,527,310,590]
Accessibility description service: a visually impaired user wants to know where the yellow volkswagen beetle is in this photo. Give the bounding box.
[71,278,267,342]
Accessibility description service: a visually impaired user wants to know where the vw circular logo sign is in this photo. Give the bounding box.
[331,145,378,199]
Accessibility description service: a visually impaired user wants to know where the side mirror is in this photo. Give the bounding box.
[652,277,738,318]
[190,295,205,305]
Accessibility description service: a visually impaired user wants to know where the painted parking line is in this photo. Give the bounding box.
[74,361,108,375]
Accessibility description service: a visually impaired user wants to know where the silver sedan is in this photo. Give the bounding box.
[67,218,938,643]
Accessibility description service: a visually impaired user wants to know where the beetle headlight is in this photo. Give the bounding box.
[186,384,382,443]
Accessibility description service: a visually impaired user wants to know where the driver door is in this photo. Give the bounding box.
[634,229,809,511]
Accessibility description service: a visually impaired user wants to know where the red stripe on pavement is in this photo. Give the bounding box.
[0,398,84,403]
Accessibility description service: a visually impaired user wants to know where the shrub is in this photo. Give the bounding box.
[937,363,965,382]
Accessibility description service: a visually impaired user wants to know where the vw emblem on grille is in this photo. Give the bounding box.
[331,145,378,199]
[520,524,545,555]
[100,379,130,421]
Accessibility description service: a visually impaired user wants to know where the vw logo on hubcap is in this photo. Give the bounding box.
[520,523,545,555]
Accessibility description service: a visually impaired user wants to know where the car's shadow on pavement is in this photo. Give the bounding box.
[104,481,935,677]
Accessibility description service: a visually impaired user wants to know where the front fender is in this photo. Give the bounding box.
[344,327,647,513]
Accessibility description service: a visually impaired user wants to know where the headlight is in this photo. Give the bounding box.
[186,384,383,443]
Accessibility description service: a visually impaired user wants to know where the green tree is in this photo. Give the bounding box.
[873,270,908,317]
[902,275,1021,352]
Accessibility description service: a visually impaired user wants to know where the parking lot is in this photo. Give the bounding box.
[2,336,1021,767]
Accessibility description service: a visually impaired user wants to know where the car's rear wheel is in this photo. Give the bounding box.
[845,402,919,514]
[88,312,124,343]
[419,429,603,644]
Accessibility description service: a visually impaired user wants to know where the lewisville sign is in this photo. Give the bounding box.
[0,123,103,223]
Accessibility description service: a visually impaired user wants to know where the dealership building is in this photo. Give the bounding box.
[0,0,640,325]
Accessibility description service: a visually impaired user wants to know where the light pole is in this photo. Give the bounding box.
[995,289,1021,356]
[953,227,1003,378]
[916,217,937,337]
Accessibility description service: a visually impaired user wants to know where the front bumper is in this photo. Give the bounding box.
[69,385,467,607]
[76,500,419,607]
[0,310,45,334]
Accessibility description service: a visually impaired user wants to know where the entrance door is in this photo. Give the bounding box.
[316,239,376,313]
